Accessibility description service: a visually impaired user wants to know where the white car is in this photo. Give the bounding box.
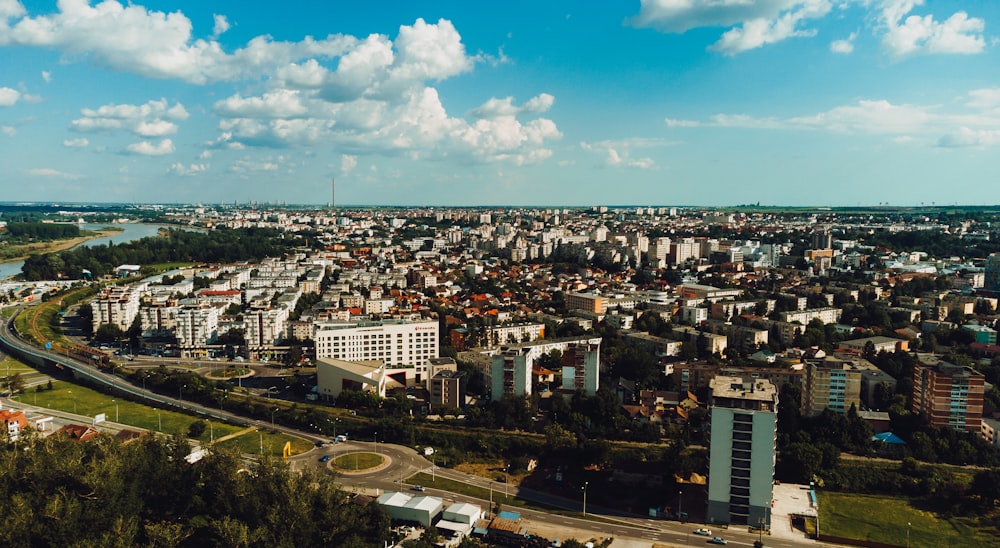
[694,528,712,536]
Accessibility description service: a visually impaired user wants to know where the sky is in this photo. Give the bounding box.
[2,0,1000,208]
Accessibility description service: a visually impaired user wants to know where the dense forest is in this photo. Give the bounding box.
[19,227,306,280]
[0,432,389,547]
[4,222,81,240]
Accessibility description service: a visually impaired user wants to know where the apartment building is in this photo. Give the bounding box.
[92,286,142,333]
[484,322,546,345]
[429,369,467,409]
[565,292,609,315]
[315,319,439,367]
[491,349,532,398]
[779,307,842,325]
[707,376,778,527]
[560,341,600,396]
[802,358,863,416]
[176,305,220,351]
[912,360,984,432]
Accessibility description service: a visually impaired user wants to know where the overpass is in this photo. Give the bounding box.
[0,308,326,446]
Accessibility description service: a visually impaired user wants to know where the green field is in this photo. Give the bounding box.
[818,491,1000,548]
[334,452,385,471]
[217,428,313,457]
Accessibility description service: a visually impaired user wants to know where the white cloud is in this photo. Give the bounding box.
[72,98,186,137]
[126,138,175,155]
[581,140,658,169]
[665,117,701,128]
[63,137,89,148]
[0,86,19,106]
[169,162,208,176]
[1,125,14,136]
[25,167,83,179]
[340,154,357,175]
[470,93,554,119]
[214,89,311,119]
[830,32,856,53]
[668,91,1000,149]
[878,0,985,57]
[631,0,832,53]
[41,70,51,82]
[212,14,229,37]
[230,158,279,173]
[937,127,1000,148]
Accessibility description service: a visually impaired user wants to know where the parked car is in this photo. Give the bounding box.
[411,485,426,492]
[319,455,331,463]
[708,537,727,545]
[694,528,712,536]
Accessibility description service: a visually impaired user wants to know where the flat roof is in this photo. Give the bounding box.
[710,375,777,401]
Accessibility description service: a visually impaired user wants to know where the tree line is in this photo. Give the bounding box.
[4,222,81,240]
[19,227,307,280]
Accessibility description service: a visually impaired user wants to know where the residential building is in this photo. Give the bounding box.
[779,307,842,325]
[315,319,439,367]
[491,349,532,398]
[92,286,142,332]
[484,322,545,345]
[801,358,863,416]
[429,369,467,409]
[560,341,600,396]
[707,376,778,528]
[912,360,985,432]
[981,417,1000,449]
[565,292,609,315]
[175,305,220,353]
[838,336,907,354]
[0,410,28,441]
[962,324,997,346]
[985,252,1000,292]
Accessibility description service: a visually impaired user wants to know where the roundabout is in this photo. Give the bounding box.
[330,451,392,474]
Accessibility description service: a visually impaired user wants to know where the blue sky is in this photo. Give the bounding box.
[2,0,999,207]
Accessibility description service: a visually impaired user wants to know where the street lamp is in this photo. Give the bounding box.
[112,399,119,422]
[374,431,378,454]
[505,465,509,499]
[271,408,278,429]
[907,522,911,548]
[678,489,683,522]
[68,390,76,414]
[157,409,161,432]
[582,481,589,517]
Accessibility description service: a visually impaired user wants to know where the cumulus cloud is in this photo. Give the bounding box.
[830,32,856,54]
[126,138,175,155]
[24,167,83,179]
[664,117,702,128]
[0,86,19,106]
[71,98,187,138]
[63,137,89,148]
[629,0,986,57]
[1,125,14,136]
[877,0,985,57]
[230,158,279,173]
[41,70,51,82]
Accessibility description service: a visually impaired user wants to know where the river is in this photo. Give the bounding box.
[0,223,177,279]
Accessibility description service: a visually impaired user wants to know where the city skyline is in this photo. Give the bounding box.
[2,1,1000,207]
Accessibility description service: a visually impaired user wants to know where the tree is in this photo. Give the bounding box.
[188,420,207,438]
[95,323,125,343]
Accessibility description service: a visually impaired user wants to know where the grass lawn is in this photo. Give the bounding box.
[818,491,999,548]
[216,429,313,457]
[334,452,385,471]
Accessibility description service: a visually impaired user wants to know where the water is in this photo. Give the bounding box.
[0,223,177,279]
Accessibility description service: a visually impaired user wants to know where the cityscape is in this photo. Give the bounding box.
[1,202,1000,548]
[4,1,1000,547]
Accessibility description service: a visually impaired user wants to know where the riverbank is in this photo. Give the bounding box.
[0,228,122,264]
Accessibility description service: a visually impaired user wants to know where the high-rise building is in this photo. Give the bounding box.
[491,349,532,399]
[912,360,984,432]
[707,376,778,528]
[560,341,600,396]
[985,252,1000,292]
